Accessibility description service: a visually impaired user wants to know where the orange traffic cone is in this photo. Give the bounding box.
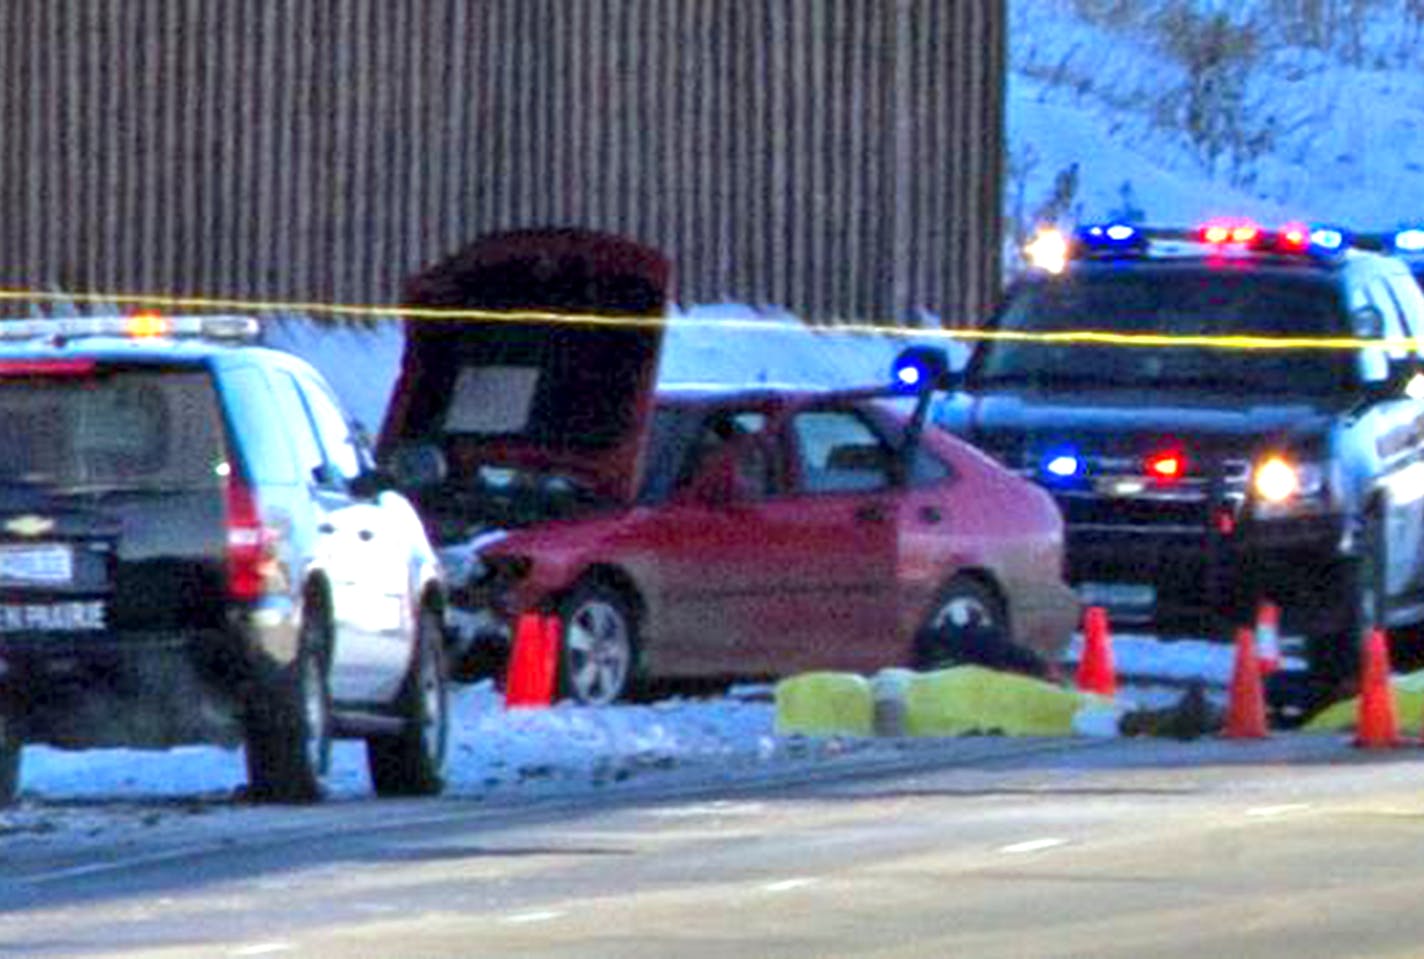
[504,613,561,709]
[1223,626,1268,739]
[1255,600,1281,675]
[1076,605,1117,697]
[1354,628,1400,748]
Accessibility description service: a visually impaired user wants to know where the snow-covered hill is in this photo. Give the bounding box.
[1008,0,1424,248]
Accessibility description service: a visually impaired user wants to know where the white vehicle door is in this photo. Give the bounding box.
[284,371,411,703]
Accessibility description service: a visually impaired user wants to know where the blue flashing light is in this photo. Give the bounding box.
[890,345,950,394]
[1394,228,1424,254]
[1080,223,1141,247]
[1310,227,1346,252]
[1043,450,1082,481]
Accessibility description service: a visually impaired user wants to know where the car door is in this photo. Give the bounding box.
[277,370,411,703]
[643,406,787,676]
[733,404,897,675]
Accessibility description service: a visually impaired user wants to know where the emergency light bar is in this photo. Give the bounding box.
[1022,221,1355,271]
[0,314,260,342]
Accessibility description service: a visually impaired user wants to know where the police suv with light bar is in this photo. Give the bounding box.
[1354,228,1424,290]
[936,222,1424,711]
[0,314,449,804]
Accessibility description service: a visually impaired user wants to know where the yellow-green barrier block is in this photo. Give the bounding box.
[774,672,874,737]
[1304,668,1424,733]
[903,665,1108,737]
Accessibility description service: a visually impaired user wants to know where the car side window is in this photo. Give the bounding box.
[219,365,300,485]
[1385,273,1424,361]
[792,409,893,494]
[295,374,365,485]
[268,371,330,487]
[677,409,773,493]
[1366,278,1409,362]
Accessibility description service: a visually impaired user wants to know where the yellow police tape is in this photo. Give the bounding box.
[0,287,1417,352]
[1302,669,1424,733]
[774,666,1113,738]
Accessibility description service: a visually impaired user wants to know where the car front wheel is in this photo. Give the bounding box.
[367,607,449,797]
[558,583,638,706]
[1304,513,1382,710]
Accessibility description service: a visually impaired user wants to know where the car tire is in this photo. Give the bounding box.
[0,713,20,807]
[244,609,332,804]
[558,583,639,706]
[1304,512,1383,709]
[367,607,449,797]
[913,575,1045,677]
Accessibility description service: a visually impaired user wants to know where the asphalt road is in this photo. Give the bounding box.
[5,734,1424,959]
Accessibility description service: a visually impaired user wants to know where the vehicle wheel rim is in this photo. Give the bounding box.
[930,593,997,635]
[566,599,630,706]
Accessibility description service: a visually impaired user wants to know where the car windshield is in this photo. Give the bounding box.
[970,271,1354,395]
[0,368,225,492]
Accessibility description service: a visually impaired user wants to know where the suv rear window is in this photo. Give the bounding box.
[974,272,1353,395]
[0,367,225,491]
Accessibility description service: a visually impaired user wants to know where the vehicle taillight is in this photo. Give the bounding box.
[0,359,97,376]
[225,475,277,601]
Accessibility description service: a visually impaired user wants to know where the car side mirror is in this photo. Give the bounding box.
[386,441,448,490]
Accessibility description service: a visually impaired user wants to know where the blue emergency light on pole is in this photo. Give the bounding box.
[891,345,955,470]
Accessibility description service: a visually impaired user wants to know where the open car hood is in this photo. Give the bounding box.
[380,228,671,505]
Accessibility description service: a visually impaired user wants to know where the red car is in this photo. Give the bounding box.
[380,229,1078,704]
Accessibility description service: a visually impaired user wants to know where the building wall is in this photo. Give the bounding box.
[0,0,1004,324]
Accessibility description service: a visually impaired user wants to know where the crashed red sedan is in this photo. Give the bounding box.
[380,229,1078,704]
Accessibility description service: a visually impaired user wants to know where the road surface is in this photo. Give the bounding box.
[4,734,1424,958]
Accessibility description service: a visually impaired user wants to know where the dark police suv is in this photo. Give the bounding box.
[0,314,448,804]
[936,222,1424,708]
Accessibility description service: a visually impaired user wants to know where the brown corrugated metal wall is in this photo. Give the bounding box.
[0,0,1004,325]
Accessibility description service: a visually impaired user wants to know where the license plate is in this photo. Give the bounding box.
[1077,581,1156,610]
[0,601,106,632]
[0,544,73,585]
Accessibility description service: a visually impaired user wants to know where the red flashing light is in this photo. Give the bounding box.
[1279,224,1310,251]
[1145,449,1186,483]
[1201,222,1260,245]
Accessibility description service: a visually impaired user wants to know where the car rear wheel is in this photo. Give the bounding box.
[0,713,20,807]
[367,607,449,797]
[558,583,638,706]
[244,610,332,804]
[914,575,1044,676]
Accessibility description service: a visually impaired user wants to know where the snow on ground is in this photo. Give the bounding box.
[17,0,1398,810]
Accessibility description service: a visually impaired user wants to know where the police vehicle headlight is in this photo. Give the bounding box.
[1251,455,1327,515]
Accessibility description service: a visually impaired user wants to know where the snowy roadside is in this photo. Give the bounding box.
[7,637,1241,810]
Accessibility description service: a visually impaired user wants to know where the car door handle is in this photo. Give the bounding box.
[358,529,375,542]
[855,504,888,523]
[918,505,942,524]
[318,523,335,535]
